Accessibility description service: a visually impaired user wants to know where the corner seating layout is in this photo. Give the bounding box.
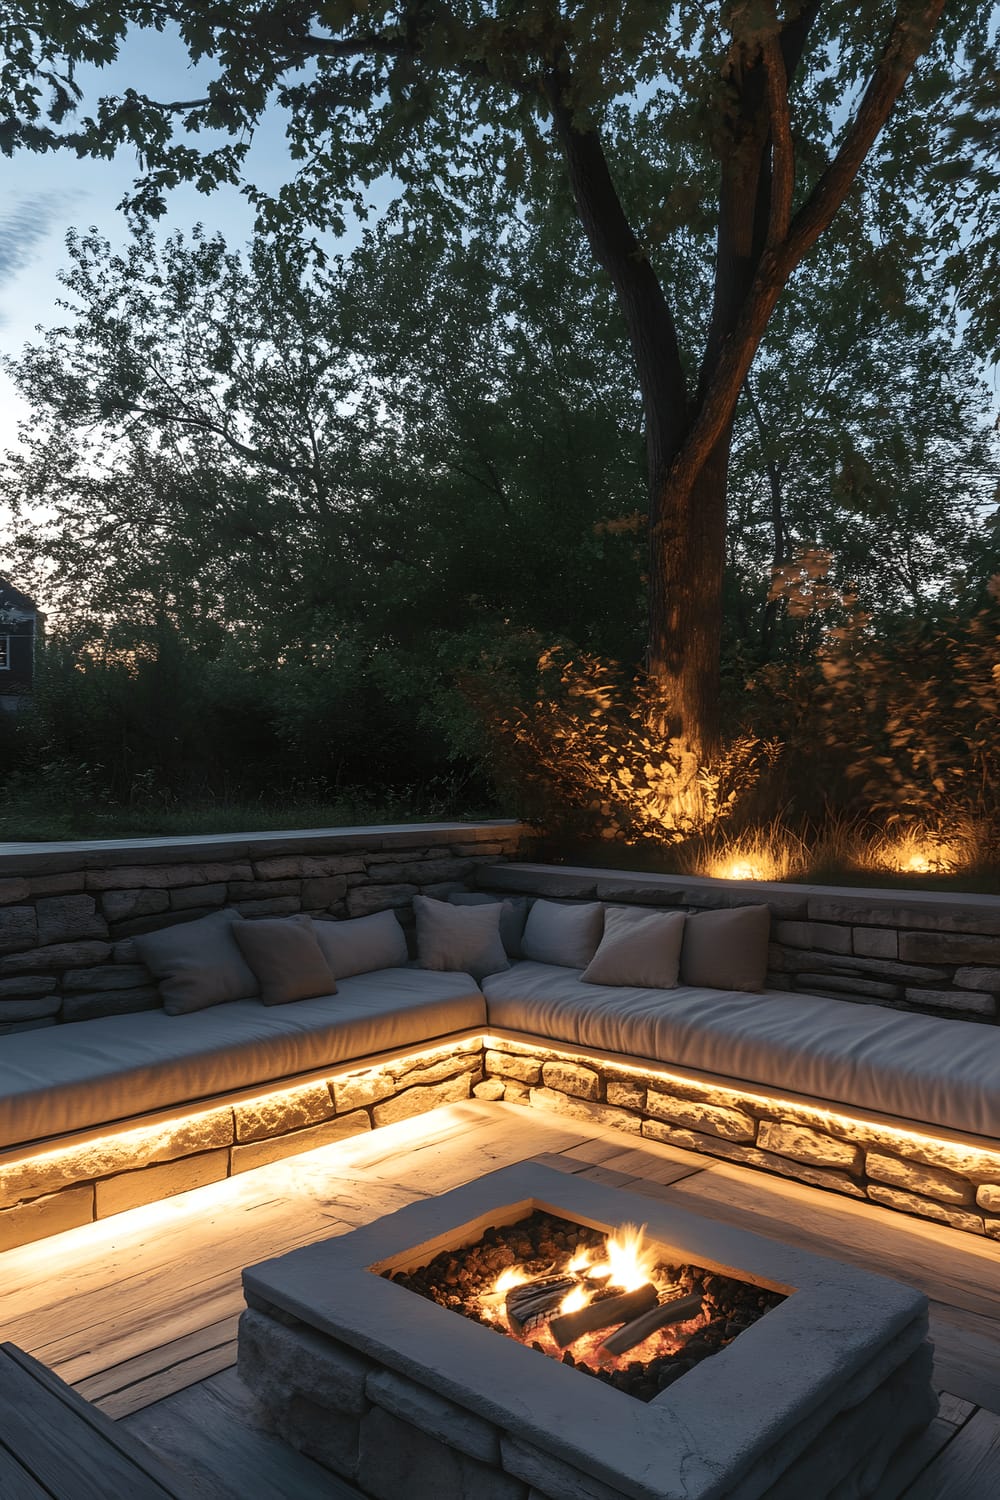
[3,889,1000,1254]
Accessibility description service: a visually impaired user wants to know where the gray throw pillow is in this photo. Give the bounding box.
[413,894,509,982]
[520,899,605,969]
[581,906,686,989]
[679,904,771,992]
[313,909,409,979]
[135,908,259,1015]
[231,914,337,1006]
[447,892,529,959]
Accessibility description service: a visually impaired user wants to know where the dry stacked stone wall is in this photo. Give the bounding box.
[0,822,532,1031]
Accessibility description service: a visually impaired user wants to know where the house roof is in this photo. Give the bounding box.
[0,576,38,617]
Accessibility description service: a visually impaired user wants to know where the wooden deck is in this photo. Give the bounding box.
[2,1099,1000,1497]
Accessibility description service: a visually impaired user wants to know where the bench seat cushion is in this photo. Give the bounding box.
[0,969,485,1152]
[483,961,1000,1139]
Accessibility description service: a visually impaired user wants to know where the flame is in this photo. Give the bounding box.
[558,1283,590,1315]
[599,1222,658,1293]
[567,1246,595,1275]
[492,1266,529,1297]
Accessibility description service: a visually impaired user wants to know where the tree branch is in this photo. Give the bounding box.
[762,35,794,247]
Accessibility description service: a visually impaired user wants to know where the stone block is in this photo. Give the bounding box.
[796,973,901,1001]
[371,1072,472,1127]
[169,883,227,910]
[866,1184,984,1234]
[977,1185,1000,1212]
[333,1071,398,1112]
[359,1406,523,1500]
[853,927,898,959]
[61,987,161,1021]
[606,1080,646,1110]
[473,1080,506,1101]
[900,931,1000,964]
[233,897,301,918]
[594,882,683,906]
[394,1053,480,1089]
[231,1112,371,1172]
[485,1051,542,1085]
[0,976,56,999]
[866,1151,973,1205]
[61,964,151,992]
[0,1108,234,1209]
[366,1369,500,1464]
[0,878,28,905]
[255,855,364,880]
[227,880,300,900]
[0,906,37,954]
[87,862,253,890]
[0,1185,95,1252]
[540,1060,600,1100]
[758,1121,863,1171]
[774,920,851,954]
[527,1087,640,1134]
[0,995,61,1020]
[640,1122,866,1197]
[904,987,996,1017]
[100,889,170,923]
[110,909,218,939]
[35,895,108,944]
[26,872,87,896]
[302,876,348,908]
[95,1149,230,1217]
[953,966,1000,992]
[0,940,111,975]
[503,1082,530,1102]
[234,1082,337,1143]
[645,1089,756,1141]
[808,894,1000,935]
[502,1436,629,1500]
[347,884,418,917]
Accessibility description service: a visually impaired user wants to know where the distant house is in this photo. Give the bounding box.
[0,577,43,710]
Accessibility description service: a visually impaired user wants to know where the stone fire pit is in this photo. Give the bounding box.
[238,1162,937,1499]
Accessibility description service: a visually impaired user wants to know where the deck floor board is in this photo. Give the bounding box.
[1,1099,998,1495]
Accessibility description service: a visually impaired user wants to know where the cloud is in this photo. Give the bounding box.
[0,195,64,288]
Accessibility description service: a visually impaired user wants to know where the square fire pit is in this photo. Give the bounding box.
[239,1162,937,1500]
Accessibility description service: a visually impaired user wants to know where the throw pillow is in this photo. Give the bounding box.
[581,906,686,989]
[679,904,771,992]
[447,892,530,958]
[313,909,409,979]
[231,914,338,1006]
[520,899,605,969]
[413,894,509,982]
[135,908,259,1016]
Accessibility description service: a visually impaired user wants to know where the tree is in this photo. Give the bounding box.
[6,1,991,753]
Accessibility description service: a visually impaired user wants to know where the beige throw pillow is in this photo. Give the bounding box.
[414,895,509,982]
[679,904,771,992]
[520,899,605,969]
[313,909,409,979]
[581,906,686,989]
[232,915,337,1006]
[136,908,259,1015]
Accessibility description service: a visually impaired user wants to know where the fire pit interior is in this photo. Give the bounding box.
[384,1207,786,1402]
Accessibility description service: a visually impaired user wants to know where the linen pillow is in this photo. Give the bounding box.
[135,907,259,1016]
[313,909,409,979]
[413,894,509,982]
[231,914,337,1006]
[520,899,605,969]
[581,906,686,989]
[679,904,771,992]
[446,892,530,959]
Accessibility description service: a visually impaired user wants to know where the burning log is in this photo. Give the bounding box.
[505,1276,577,1339]
[549,1283,658,1349]
[597,1292,705,1360]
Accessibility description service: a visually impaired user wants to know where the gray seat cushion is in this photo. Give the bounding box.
[483,961,1000,1138]
[0,968,485,1151]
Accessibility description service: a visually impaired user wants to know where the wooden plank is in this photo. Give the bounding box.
[75,1317,241,1405]
[903,1406,1000,1498]
[0,1444,54,1499]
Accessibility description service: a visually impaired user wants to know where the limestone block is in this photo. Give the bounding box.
[169,883,227,910]
[231,1112,371,1172]
[646,1089,756,1141]
[866,1151,973,1205]
[253,855,336,879]
[227,880,300,900]
[900,931,1000,964]
[0,878,28,904]
[808,894,1000,935]
[0,906,37,954]
[853,927,898,959]
[394,1053,480,1090]
[953,966,1000,992]
[333,1071,398,1112]
[606,1080,647,1110]
[774,920,852,954]
[61,988,161,1021]
[640,1121,866,1198]
[302,876,348,908]
[503,1082,530,1102]
[855,1133,1000,1184]
[0,976,56,998]
[540,1060,600,1100]
[100,889,169,923]
[95,1148,230,1217]
[985,1218,1000,1241]
[359,1405,524,1500]
[594,881,683,906]
[527,1087,640,1134]
[0,1185,95,1252]
[366,1368,500,1464]
[0,1107,234,1209]
[976,1184,1000,1212]
[61,964,151,991]
[347,884,418,917]
[867,1184,984,1234]
[0,995,61,1020]
[36,894,108,944]
[904,987,996,1017]
[234,1082,337,1143]
[474,1079,506,1101]
[86,862,253,890]
[758,1121,863,1171]
[234,897,301,918]
[0,940,111,975]
[485,1051,542,1085]
[371,1072,472,1127]
[27,872,87,896]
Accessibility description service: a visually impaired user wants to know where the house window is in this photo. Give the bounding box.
[0,637,8,670]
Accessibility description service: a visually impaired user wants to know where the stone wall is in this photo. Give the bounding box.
[0,822,532,1030]
[479,863,1000,1024]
